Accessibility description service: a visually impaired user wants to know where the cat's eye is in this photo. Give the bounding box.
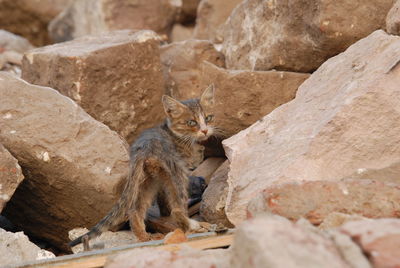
[205,115,214,122]
[187,120,197,127]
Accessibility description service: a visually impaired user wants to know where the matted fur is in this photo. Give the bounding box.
[69,85,216,247]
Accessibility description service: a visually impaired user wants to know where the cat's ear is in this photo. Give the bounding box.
[200,84,215,107]
[162,95,186,118]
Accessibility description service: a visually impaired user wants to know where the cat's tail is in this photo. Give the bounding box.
[68,158,144,248]
[68,197,129,247]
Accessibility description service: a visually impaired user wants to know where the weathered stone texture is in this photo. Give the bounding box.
[248,180,400,225]
[223,30,400,225]
[49,0,180,43]
[22,30,165,143]
[223,0,394,72]
[0,72,129,249]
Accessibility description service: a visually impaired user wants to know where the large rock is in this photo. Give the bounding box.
[0,0,73,46]
[22,30,165,143]
[198,62,309,137]
[170,24,195,42]
[0,72,129,249]
[0,144,24,213]
[160,40,225,100]
[193,0,243,43]
[105,247,229,268]
[0,228,55,266]
[200,161,233,227]
[49,0,180,43]
[229,215,352,268]
[248,179,400,225]
[222,30,400,226]
[340,219,400,268]
[222,0,394,72]
[386,0,400,35]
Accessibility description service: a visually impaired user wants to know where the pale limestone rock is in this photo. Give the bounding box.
[0,72,129,250]
[22,30,165,143]
[223,0,394,72]
[229,215,351,268]
[0,228,55,266]
[223,30,400,225]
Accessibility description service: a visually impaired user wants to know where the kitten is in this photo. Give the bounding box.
[68,85,216,247]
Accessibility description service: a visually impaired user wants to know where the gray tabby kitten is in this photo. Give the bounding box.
[69,85,216,247]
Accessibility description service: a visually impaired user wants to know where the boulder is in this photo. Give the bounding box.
[193,0,243,43]
[0,228,55,266]
[49,0,180,43]
[0,144,24,213]
[222,30,400,226]
[199,62,309,137]
[222,0,394,72]
[340,219,400,268]
[105,247,229,268]
[0,0,73,46]
[0,72,129,249]
[200,161,233,227]
[386,0,400,35]
[160,40,225,100]
[229,215,352,268]
[22,30,165,144]
[248,179,400,225]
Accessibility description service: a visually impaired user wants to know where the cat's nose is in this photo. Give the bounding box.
[201,129,208,135]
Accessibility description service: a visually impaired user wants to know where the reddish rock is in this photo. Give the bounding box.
[198,62,309,137]
[200,161,233,227]
[163,229,187,244]
[193,0,242,43]
[248,179,400,224]
[223,0,394,72]
[22,30,165,143]
[49,0,180,43]
[0,72,129,249]
[160,39,225,100]
[340,219,400,268]
[222,30,400,226]
[0,144,24,213]
[230,215,351,268]
[0,0,73,46]
[386,0,400,35]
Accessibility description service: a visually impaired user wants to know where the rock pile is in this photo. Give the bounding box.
[1,0,400,266]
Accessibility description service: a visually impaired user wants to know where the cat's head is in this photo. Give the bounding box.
[162,85,216,142]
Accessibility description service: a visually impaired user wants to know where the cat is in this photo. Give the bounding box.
[68,85,216,248]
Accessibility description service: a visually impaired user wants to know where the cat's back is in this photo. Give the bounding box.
[129,123,177,158]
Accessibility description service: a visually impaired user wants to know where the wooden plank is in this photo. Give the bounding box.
[18,231,234,268]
